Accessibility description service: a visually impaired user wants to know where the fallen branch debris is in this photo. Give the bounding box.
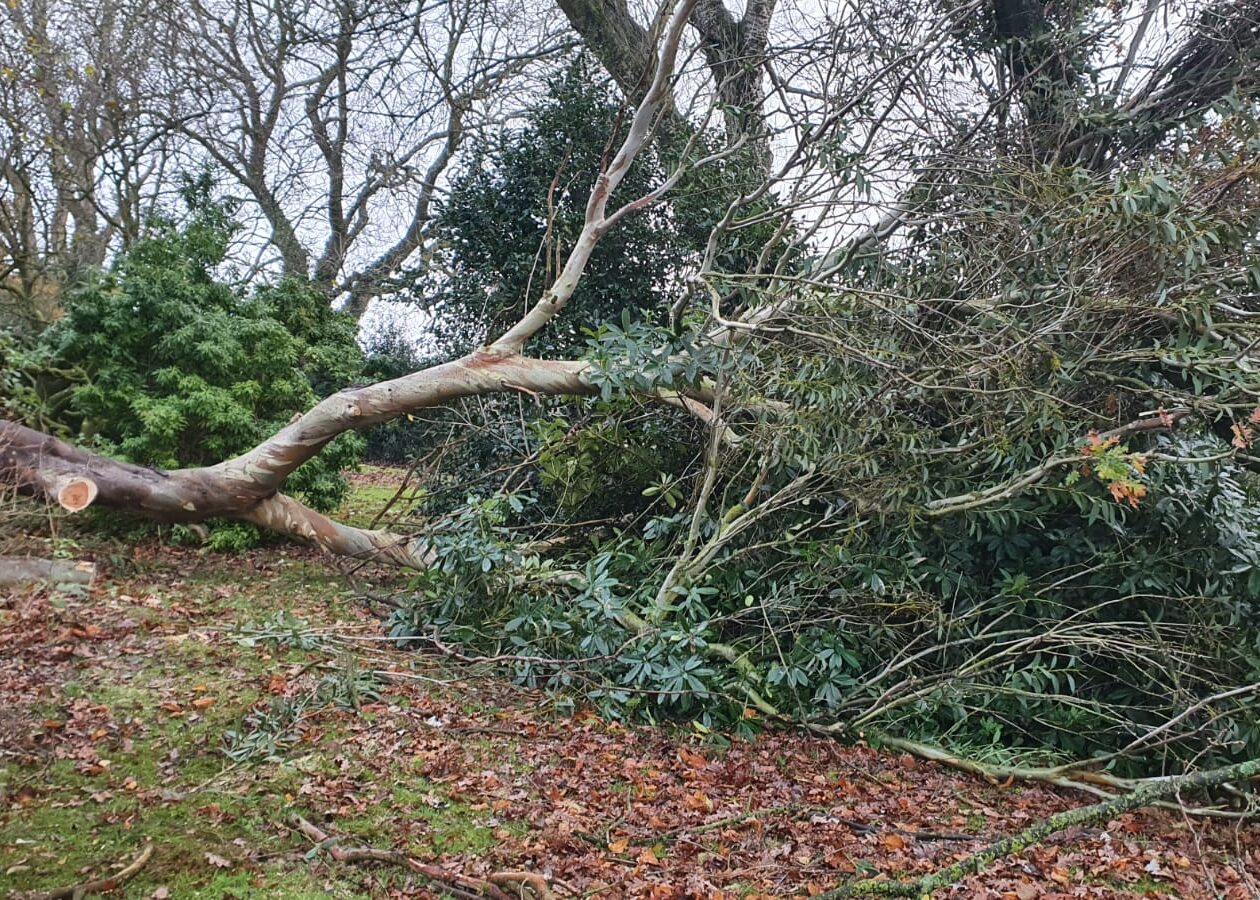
[873,735,1259,820]
[821,756,1260,897]
[293,816,554,900]
[10,841,154,900]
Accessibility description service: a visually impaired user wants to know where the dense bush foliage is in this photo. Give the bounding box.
[382,109,1260,775]
[0,329,53,427]
[41,180,364,512]
[416,57,695,358]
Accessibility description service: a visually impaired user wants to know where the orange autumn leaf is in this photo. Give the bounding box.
[1108,480,1147,508]
[684,790,714,813]
[879,832,908,850]
[1081,431,1119,454]
[677,747,706,768]
[825,850,855,872]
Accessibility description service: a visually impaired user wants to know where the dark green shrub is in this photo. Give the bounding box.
[44,177,363,513]
[382,136,1260,775]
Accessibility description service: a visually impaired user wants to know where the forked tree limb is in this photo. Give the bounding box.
[0,362,723,569]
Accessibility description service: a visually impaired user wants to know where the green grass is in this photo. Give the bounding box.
[334,779,514,858]
[0,485,425,897]
[336,466,410,528]
[0,756,374,897]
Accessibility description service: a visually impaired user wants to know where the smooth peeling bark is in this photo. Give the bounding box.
[0,420,433,565]
[217,351,593,494]
[1,419,255,522]
[1,351,595,566]
[240,492,437,568]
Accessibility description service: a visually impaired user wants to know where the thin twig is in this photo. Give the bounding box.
[293,816,554,899]
[12,841,154,900]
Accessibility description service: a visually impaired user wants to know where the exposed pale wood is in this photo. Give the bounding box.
[51,473,98,511]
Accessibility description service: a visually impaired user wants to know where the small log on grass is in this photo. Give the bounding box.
[293,816,553,899]
[0,556,97,593]
[9,841,153,900]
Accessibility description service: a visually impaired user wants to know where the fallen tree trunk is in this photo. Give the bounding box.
[0,556,96,593]
[0,353,593,567]
[1,352,593,523]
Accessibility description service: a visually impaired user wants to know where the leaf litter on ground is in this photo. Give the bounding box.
[1,539,1257,898]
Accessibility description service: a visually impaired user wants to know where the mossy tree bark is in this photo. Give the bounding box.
[821,757,1260,898]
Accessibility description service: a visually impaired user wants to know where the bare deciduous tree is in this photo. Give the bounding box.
[164,0,569,317]
[0,0,178,325]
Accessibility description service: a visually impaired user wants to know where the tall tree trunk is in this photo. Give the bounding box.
[556,0,775,168]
